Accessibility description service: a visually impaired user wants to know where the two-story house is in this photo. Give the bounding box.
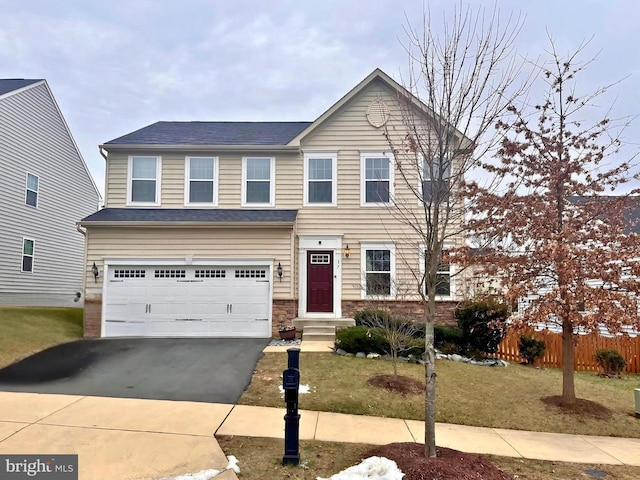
[0,79,101,307]
[79,69,465,338]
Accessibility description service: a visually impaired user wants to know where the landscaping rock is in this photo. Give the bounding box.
[335,348,348,356]
[367,353,381,359]
[356,352,366,358]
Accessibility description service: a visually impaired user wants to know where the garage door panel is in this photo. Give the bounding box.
[104,264,271,338]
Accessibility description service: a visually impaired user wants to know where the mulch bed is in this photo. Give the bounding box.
[541,395,612,420]
[366,374,425,395]
[364,443,513,480]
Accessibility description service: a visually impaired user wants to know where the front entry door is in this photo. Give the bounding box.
[307,251,333,313]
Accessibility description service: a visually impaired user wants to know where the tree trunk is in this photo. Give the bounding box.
[561,318,576,404]
[424,311,437,458]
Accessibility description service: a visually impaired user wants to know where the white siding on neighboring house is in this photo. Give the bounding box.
[0,81,101,307]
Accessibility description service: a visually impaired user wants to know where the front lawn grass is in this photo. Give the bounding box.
[0,307,83,368]
[239,353,640,438]
[217,436,640,480]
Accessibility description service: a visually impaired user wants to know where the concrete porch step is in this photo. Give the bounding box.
[293,318,355,342]
[302,325,336,342]
[292,318,355,329]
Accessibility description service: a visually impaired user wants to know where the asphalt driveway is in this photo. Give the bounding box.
[0,338,270,403]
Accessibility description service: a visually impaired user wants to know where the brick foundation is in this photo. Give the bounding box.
[341,300,458,326]
[84,299,102,337]
[83,296,456,338]
[272,299,298,336]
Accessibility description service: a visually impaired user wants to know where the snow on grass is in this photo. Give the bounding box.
[160,456,240,479]
[316,456,404,480]
[278,383,314,397]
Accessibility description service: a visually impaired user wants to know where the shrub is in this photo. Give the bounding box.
[434,325,465,350]
[439,342,461,355]
[595,349,627,377]
[518,335,546,365]
[455,298,509,355]
[353,309,391,326]
[335,326,388,354]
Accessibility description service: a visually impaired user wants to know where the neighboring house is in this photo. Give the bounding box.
[0,79,101,307]
[79,69,466,338]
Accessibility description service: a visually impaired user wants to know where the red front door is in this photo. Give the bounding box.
[307,251,333,313]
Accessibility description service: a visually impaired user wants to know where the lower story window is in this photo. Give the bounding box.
[435,263,451,296]
[22,238,34,272]
[362,244,394,297]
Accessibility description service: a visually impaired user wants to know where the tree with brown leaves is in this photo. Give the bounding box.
[467,39,640,405]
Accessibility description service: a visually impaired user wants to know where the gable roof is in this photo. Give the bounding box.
[287,68,473,150]
[79,208,298,226]
[0,79,43,97]
[103,121,312,148]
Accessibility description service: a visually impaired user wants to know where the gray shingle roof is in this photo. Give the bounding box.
[0,79,42,96]
[80,208,298,224]
[104,121,312,146]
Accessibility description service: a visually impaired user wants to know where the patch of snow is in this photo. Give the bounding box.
[226,455,240,473]
[316,456,404,480]
[279,383,313,397]
[160,469,221,480]
[160,456,240,479]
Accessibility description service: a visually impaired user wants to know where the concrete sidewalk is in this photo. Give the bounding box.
[1,392,640,480]
[218,404,640,466]
[0,392,238,479]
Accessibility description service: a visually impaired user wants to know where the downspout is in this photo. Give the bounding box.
[99,146,108,208]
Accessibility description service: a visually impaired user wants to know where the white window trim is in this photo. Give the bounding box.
[25,172,39,208]
[360,241,396,299]
[184,156,219,206]
[127,156,161,206]
[303,151,337,207]
[21,237,35,273]
[360,151,394,207]
[420,152,452,204]
[241,157,275,207]
[418,243,455,299]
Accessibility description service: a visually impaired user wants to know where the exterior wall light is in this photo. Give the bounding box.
[344,244,350,259]
[277,262,283,281]
[92,262,99,282]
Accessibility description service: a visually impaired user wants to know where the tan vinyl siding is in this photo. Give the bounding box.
[104,153,127,207]
[84,227,294,300]
[98,77,466,305]
[106,151,303,208]
[0,83,100,306]
[298,79,464,301]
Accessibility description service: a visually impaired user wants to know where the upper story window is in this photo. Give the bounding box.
[304,152,337,206]
[361,242,396,299]
[361,152,394,206]
[22,238,35,272]
[185,156,218,206]
[128,156,161,206]
[25,172,39,207]
[242,157,275,207]
[422,154,451,204]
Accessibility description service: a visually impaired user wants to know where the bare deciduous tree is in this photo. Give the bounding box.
[382,3,531,457]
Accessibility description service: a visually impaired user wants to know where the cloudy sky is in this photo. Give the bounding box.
[2,0,639,197]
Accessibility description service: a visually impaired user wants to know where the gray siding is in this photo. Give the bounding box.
[0,82,100,307]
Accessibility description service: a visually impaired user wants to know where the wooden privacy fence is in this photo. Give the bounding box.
[496,329,640,374]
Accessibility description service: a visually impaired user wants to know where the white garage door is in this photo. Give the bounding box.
[103,265,271,337]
